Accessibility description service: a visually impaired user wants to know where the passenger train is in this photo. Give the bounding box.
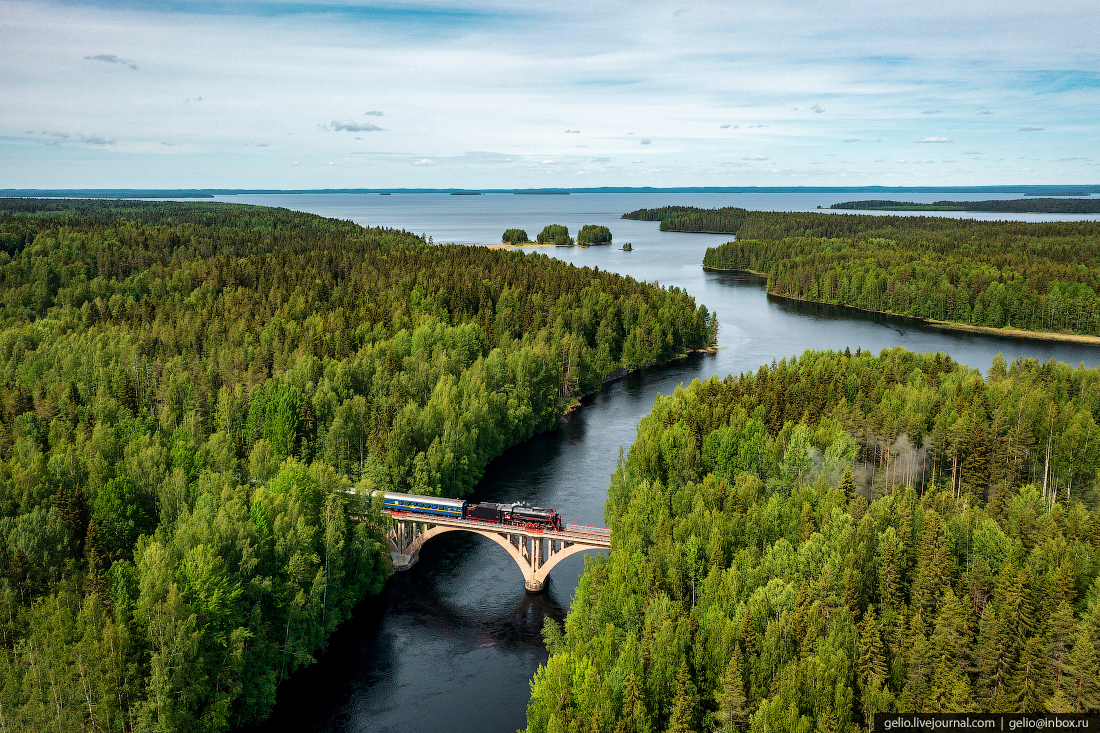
[379,491,564,531]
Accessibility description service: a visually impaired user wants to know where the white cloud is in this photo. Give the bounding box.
[330,121,383,132]
[2,0,1096,187]
[80,134,115,145]
[414,158,433,165]
[84,53,138,70]
[916,137,952,143]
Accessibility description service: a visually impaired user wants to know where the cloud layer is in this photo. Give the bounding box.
[1,0,1097,187]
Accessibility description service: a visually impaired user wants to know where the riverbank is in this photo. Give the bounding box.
[562,347,720,416]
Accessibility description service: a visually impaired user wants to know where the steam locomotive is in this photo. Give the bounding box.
[381,491,564,531]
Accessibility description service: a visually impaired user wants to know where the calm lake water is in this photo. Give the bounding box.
[237,192,1100,733]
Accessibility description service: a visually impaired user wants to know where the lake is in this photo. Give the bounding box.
[237,192,1100,733]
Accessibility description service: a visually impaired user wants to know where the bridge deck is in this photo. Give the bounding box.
[385,510,611,547]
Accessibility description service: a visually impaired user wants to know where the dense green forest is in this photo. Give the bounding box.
[525,347,1100,733]
[830,200,1100,214]
[627,205,1100,336]
[578,225,613,246]
[0,199,714,732]
[539,224,575,245]
[503,228,531,244]
[702,230,1100,336]
[622,206,1100,242]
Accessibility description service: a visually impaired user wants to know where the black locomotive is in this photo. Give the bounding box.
[465,501,564,531]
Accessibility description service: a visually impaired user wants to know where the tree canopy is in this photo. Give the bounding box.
[537,224,574,245]
[0,199,714,731]
[578,225,613,246]
[526,347,1100,733]
[503,228,530,244]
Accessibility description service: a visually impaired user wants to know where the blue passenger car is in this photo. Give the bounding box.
[383,491,466,518]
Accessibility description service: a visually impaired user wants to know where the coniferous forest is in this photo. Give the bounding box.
[622,206,1100,337]
[525,347,1100,732]
[0,199,714,731]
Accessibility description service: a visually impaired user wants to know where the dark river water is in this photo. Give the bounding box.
[236,192,1100,733]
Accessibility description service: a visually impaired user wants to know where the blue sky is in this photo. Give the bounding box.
[1,0,1098,188]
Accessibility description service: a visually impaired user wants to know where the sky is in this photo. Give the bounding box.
[1,0,1098,189]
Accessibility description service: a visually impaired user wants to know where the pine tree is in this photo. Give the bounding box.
[929,588,973,675]
[858,606,888,687]
[714,648,749,733]
[911,511,954,623]
[667,663,699,733]
[927,590,977,712]
[84,521,108,600]
[899,622,931,712]
[117,368,137,412]
[616,672,652,733]
[926,656,977,713]
[878,534,903,614]
[1065,620,1100,712]
[1012,636,1053,712]
[960,422,989,499]
[838,466,856,502]
[738,612,759,705]
[1048,602,1077,700]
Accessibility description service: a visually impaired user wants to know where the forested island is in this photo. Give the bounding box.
[500,224,613,247]
[526,347,1100,732]
[0,199,714,731]
[829,199,1100,214]
[622,206,1100,339]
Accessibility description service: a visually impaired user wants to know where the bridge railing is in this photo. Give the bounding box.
[385,508,611,546]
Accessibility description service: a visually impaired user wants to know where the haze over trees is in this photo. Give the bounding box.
[0,199,714,731]
[526,347,1100,732]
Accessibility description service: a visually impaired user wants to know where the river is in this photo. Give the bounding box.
[236,192,1100,733]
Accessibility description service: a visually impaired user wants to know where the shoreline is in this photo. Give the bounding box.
[704,265,1100,346]
[562,346,719,416]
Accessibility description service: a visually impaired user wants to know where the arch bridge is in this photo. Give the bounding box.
[385,510,611,592]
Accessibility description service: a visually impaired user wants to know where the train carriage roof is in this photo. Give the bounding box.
[382,491,466,508]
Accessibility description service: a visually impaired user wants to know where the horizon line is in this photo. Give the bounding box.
[3,184,1100,199]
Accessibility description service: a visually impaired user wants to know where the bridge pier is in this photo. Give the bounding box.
[385,513,609,593]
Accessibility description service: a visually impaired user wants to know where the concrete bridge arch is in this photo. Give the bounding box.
[387,514,610,592]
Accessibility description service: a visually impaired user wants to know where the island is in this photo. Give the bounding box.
[829,198,1100,213]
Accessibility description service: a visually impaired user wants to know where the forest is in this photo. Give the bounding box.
[625,205,1100,337]
[622,206,1100,242]
[702,229,1100,337]
[525,347,1100,732]
[0,198,714,732]
[829,200,1100,214]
